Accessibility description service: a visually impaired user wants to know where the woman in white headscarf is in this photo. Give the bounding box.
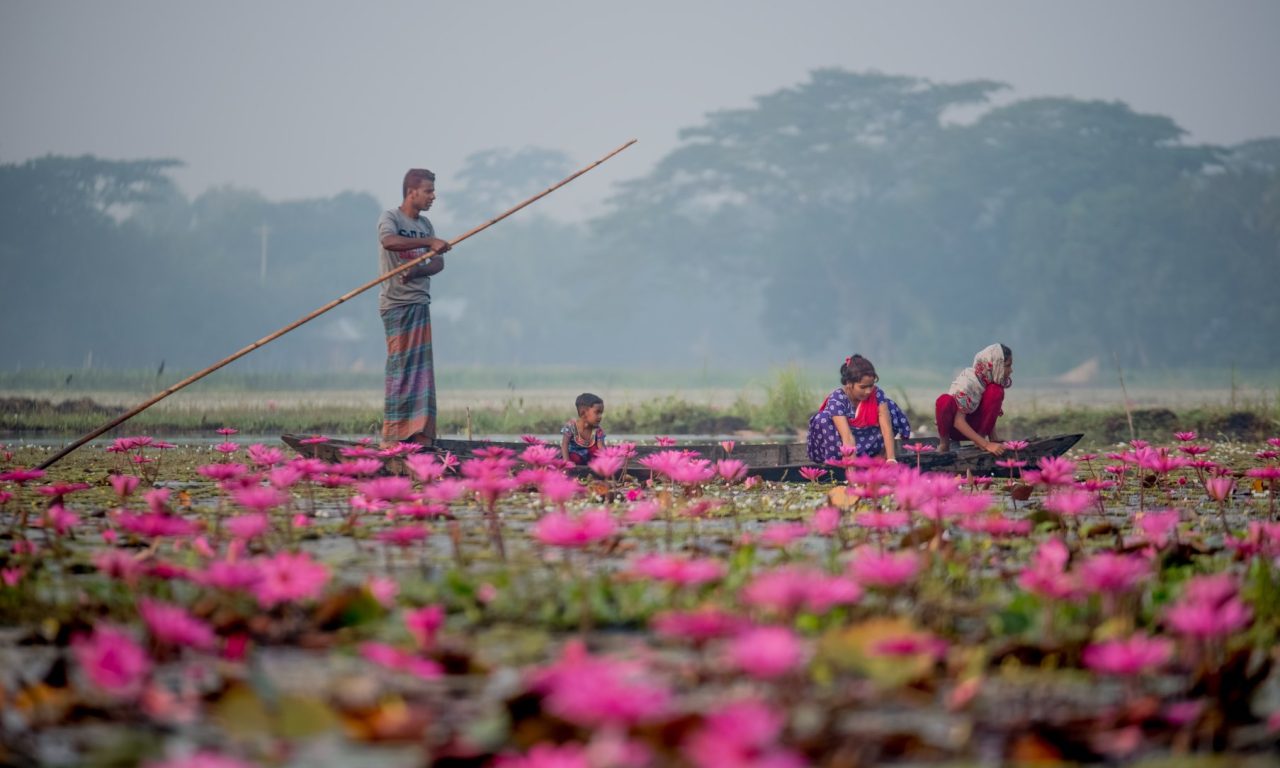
[935,344,1012,455]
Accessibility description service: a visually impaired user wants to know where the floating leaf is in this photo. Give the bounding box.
[817,616,935,688]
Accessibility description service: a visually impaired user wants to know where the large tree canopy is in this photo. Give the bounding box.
[592,70,1277,372]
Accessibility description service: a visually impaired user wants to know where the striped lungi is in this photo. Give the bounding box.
[381,303,436,445]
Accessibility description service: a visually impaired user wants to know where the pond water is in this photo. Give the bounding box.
[1,439,1279,766]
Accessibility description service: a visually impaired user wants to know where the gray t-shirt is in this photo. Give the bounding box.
[377,208,437,312]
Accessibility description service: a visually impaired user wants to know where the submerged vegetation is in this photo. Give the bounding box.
[2,425,1280,766]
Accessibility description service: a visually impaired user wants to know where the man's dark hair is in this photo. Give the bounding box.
[575,392,604,414]
[402,168,436,198]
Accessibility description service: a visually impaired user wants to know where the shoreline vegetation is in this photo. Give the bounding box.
[3,399,1276,450]
[3,368,1276,447]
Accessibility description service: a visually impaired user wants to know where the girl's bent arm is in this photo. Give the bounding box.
[832,415,855,451]
[878,402,896,461]
[951,411,1005,455]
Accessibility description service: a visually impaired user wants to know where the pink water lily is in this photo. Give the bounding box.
[139,598,217,650]
[1078,552,1150,594]
[537,472,583,506]
[376,524,430,547]
[198,463,249,481]
[652,607,747,642]
[145,751,257,768]
[72,623,152,700]
[405,452,447,483]
[1083,633,1173,676]
[520,444,563,468]
[0,467,45,484]
[629,554,726,587]
[230,485,290,513]
[726,625,806,680]
[405,604,445,649]
[359,641,443,680]
[533,509,616,548]
[848,548,921,588]
[682,698,805,768]
[810,505,841,535]
[252,551,329,608]
[589,452,627,478]
[1136,509,1180,548]
[224,513,270,540]
[1165,574,1252,638]
[531,640,673,728]
[798,466,827,482]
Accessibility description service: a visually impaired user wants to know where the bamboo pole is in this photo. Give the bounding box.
[37,139,638,469]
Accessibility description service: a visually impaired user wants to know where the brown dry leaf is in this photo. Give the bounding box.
[655,490,674,510]
[342,695,433,742]
[827,486,856,510]
[1008,731,1065,763]
[1083,522,1118,539]
[899,523,937,549]
[10,682,75,726]
[212,683,342,740]
[1010,484,1034,501]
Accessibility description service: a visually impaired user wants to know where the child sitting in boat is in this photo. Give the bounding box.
[560,392,606,465]
[807,354,911,464]
[935,343,1011,455]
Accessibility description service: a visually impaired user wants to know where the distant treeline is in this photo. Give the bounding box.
[3,70,1278,375]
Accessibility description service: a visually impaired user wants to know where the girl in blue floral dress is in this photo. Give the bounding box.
[807,354,911,464]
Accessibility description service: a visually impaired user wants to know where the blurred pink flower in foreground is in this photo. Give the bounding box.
[758,522,809,548]
[139,599,217,651]
[494,743,591,768]
[531,640,672,728]
[682,698,807,768]
[726,626,806,680]
[848,548,921,589]
[534,509,616,548]
[359,641,443,680]
[253,551,329,608]
[652,607,748,643]
[1078,552,1150,595]
[629,554,726,587]
[1165,574,1252,639]
[871,631,949,661]
[1017,538,1078,601]
[72,623,151,700]
[1083,633,1173,676]
[1136,510,1180,548]
[810,506,841,535]
[144,751,256,768]
[224,513,269,541]
[405,604,445,650]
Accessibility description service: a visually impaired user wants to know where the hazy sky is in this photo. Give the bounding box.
[3,0,1279,220]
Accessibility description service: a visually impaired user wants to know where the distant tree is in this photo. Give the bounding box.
[447,147,574,222]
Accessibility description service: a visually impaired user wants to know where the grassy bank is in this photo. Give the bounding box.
[3,391,1276,448]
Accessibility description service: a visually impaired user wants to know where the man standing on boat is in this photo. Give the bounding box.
[377,169,451,448]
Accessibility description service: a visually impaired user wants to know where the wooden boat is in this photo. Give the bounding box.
[281,433,1083,482]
